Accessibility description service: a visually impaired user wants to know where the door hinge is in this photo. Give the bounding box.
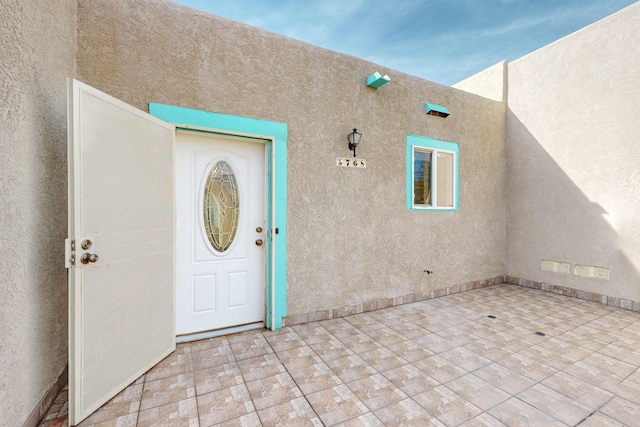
[65,238,76,268]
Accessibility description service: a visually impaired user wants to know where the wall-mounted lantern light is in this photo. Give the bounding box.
[425,102,450,118]
[367,71,391,89]
[347,128,362,157]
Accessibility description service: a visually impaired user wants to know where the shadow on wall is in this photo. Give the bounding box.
[29,83,69,409]
[506,108,640,301]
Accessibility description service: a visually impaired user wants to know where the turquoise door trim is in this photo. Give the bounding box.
[406,134,459,212]
[149,103,288,330]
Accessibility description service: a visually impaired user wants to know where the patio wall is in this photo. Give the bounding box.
[506,3,640,303]
[75,0,507,318]
[458,3,640,303]
[0,1,76,425]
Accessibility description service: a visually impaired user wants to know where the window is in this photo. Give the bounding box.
[406,135,459,211]
[204,160,240,252]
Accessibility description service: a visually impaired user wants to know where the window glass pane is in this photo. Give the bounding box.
[436,152,454,208]
[414,150,431,205]
[204,161,239,252]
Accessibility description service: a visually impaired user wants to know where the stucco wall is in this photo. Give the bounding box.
[506,4,640,301]
[0,0,76,425]
[453,61,507,103]
[77,0,507,318]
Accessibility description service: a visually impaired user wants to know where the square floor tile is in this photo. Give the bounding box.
[446,374,510,411]
[439,347,492,372]
[287,361,343,394]
[76,382,143,425]
[327,354,378,383]
[373,398,444,426]
[365,327,407,347]
[264,329,306,353]
[310,338,355,362]
[291,323,333,345]
[516,383,592,426]
[197,384,255,426]
[412,333,459,354]
[141,373,196,411]
[194,362,243,395]
[381,363,440,396]
[191,345,235,371]
[214,411,262,427]
[189,336,229,353]
[146,351,193,382]
[230,337,274,361]
[541,371,614,409]
[346,373,408,411]
[359,347,408,373]
[257,397,323,426]
[337,332,383,354]
[458,413,507,426]
[412,385,482,426]
[276,345,322,369]
[77,413,138,427]
[237,353,287,383]
[306,384,369,426]
[245,372,303,410]
[387,340,433,363]
[389,321,431,340]
[600,396,640,426]
[578,411,626,427]
[463,339,513,363]
[488,398,568,427]
[319,318,360,338]
[136,397,198,427]
[496,352,556,382]
[414,355,467,384]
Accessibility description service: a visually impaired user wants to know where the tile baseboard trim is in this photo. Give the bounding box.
[24,365,67,427]
[283,276,505,326]
[506,275,640,313]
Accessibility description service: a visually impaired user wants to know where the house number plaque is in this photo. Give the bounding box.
[336,157,367,168]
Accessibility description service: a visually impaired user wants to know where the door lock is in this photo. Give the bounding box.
[255,239,263,246]
[80,253,99,264]
[80,239,93,250]
[256,227,263,233]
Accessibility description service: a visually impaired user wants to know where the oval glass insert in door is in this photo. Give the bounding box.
[203,160,239,253]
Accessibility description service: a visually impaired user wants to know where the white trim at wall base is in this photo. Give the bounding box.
[507,276,640,313]
[284,276,505,326]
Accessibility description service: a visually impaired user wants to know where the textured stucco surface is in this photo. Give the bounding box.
[453,60,507,103]
[0,0,76,425]
[506,4,640,301]
[76,0,507,317]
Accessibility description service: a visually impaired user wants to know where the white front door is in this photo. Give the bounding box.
[67,80,175,425]
[176,131,266,336]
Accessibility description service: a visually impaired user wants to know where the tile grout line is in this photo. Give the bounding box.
[268,329,328,426]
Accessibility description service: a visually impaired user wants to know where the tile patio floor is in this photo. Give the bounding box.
[39,284,640,426]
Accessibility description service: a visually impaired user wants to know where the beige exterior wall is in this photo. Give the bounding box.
[505,4,640,301]
[76,0,507,317]
[453,60,507,103]
[5,0,635,423]
[0,0,76,425]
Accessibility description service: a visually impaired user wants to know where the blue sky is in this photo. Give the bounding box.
[171,0,636,86]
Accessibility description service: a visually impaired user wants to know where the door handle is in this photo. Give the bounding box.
[255,239,263,246]
[80,253,99,264]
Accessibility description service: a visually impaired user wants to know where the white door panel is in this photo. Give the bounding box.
[176,131,265,336]
[68,79,175,425]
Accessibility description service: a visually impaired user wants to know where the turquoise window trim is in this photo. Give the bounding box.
[406,134,459,212]
[149,103,288,330]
